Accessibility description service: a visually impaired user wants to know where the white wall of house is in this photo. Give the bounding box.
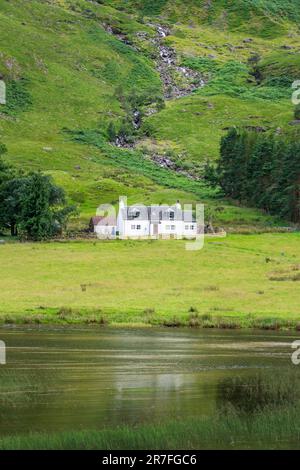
[156,221,197,238]
[94,221,198,239]
[94,225,116,239]
[121,220,150,238]
[182,222,198,238]
[158,220,183,238]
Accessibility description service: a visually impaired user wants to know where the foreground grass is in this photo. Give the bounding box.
[1,406,299,450]
[0,233,300,328]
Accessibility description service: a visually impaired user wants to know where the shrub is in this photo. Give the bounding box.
[143,308,155,315]
[2,79,32,116]
[294,104,300,120]
[189,306,198,313]
[163,316,183,327]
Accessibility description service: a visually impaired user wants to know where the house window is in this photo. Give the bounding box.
[129,208,140,219]
[169,211,174,220]
[131,225,136,229]
[185,225,189,230]
[190,225,194,230]
[166,225,170,230]
[136,225,141,230]
[171,225,175,230]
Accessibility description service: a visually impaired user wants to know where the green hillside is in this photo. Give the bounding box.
[0,0,299,228]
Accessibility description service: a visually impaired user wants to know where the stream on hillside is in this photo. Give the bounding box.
[102,22,205,179]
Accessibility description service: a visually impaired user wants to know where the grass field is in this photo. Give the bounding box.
[0,233,299,328]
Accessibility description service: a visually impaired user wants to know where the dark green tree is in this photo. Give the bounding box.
[19,172,75,240]
[0,176,26,236]
[203,159,219,187]
[218,128,300,222]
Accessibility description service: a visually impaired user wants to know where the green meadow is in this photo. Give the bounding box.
[0,233,299,328]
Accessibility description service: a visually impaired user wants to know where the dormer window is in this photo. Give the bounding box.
[169,211,175,220]
[129,208,140,219]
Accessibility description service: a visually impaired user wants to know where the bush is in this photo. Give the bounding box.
[2,79,32,116]
[295,104,300,120]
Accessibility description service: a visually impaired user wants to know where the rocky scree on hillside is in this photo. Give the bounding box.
[148,24,205,100]
[101,21,205,180]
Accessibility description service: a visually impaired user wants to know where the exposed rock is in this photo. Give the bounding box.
[289,120,300,126]
[136,31,149,40]
[43,146,53,152]
[132,109,142,129]
[114,134,135,148]
[243,38,253,43]
[147,23,205,99]
[100,20,206,177]
[102,23,134,48]
[149,153,201,180]
[102,21,205,101]
[144,107,158,116]
[156,25,171,38]
[245,126,268,132]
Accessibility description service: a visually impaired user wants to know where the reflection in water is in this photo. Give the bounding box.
[0,327,298,436]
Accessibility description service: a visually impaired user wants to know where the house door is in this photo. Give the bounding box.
[153,224,158,236]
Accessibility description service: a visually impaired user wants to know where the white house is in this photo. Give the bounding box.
[91,198,199,239]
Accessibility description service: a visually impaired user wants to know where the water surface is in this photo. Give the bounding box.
[0,326,298,436]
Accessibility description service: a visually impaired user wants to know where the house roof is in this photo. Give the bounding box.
[121,206,196,223]
[90,216,116,226]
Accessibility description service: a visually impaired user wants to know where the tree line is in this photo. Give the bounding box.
[216,128,300,222]
[0,144,75,240]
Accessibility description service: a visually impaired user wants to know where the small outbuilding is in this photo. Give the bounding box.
[90,216,116,239]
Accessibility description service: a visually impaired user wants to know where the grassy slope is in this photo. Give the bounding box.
[138,0,299,162]
[143,94,292,164]
[0,0,299,228]
[0,0,200,224]
[105,0,298,162]
[0,233,300,326]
